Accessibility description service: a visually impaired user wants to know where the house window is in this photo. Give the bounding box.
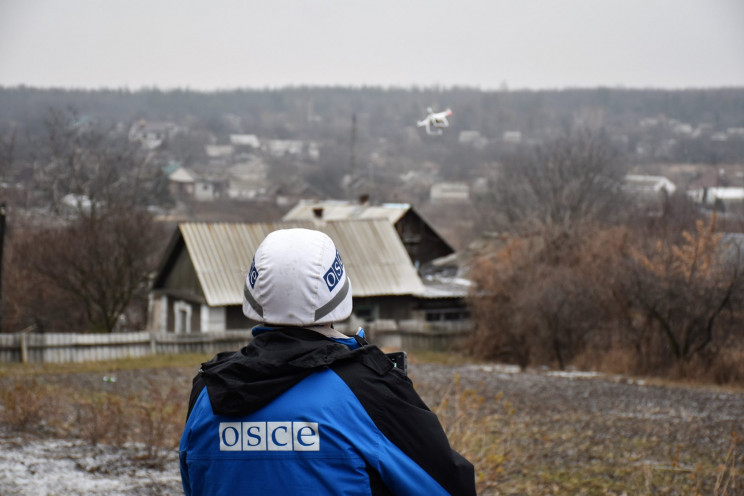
[354,305,377,323]
[425,309,470,322]
[174,301,192,334]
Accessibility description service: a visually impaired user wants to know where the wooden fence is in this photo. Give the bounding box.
[370,325,471,352]
[0,324,472,364]
[0,331,252,364]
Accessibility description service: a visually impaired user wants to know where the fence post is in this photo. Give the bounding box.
[20,333,28,364]
[150,331,157,356]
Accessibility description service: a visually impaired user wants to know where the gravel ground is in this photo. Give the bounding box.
[414,363,744,495]
[1,361,742,495]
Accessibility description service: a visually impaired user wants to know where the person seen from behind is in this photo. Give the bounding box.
[179,228,476,495]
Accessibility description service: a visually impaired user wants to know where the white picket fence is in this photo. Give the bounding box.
[0,324,472,364]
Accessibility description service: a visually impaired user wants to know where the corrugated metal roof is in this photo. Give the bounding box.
[282,200,410,225]
[178,219,424,307]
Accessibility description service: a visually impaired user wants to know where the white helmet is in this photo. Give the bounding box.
[242,228,353,326]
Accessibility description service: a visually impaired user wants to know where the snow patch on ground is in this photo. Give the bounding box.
[470,364,522,374]
[0,437,181,496]
[546,370,603,379]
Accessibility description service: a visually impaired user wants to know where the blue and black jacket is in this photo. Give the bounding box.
[179,327,476,495]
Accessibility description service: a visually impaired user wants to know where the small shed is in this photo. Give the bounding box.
[148,219,425,334]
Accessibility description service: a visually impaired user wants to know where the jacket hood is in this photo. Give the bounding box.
[197,327,382,417]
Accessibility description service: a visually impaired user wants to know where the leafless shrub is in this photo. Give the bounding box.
[622,214,744,365]
[75,393,127,446]
[0,378,47,431]
[466,224,626,370]
[129,379,184,468]
[467,206,744,383]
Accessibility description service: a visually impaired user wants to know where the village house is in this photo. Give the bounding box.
[429,182,470,204]
[226,157,270,199]
[623,174,677,215]
[229,134,261,149]
[148,219,471,349]
[502,131,522,144]
[266,139,304,157]
[282,199,455,267]
[458,130,489,149]
[165,164,196,198]
[128,120,181,150]
[688,186,744,213]
[164,163,227,202]
[148,219,435,335]
[204,144,235,167]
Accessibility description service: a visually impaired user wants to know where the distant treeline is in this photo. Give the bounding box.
[2,85,743,143]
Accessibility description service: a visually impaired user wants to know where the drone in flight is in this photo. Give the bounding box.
[417,107,453,135]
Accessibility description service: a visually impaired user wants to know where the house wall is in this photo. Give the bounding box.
[167,298,201,333]
[430,182,470,203]
[149,242,213,333]
[200,305,226,332]
[147,294,168,331]
[396,212,453,266]
[154,299,241,333]
[352,295,416,323]
[194,182,215,202]
[217,295,416,332]
[413,297,470,322]
[169,181,195,198]
[227,305,254,330]
[153,294,459,333]
[162,249,204,299]
[145,293,202,333]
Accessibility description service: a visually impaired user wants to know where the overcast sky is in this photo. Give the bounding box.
[1,0,743,91]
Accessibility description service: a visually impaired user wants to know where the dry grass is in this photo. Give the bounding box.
[0,354,203,468]
[0,378,50,432]
[1,352,742,493]
[433,374,515,494]
[415,355,744,496]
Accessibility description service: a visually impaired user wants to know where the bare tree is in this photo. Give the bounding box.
[2,109,169,333]
[33,108,156,215]
[0,126,17,181]
[3,217,89,333]
[483,129,629,234]
[23,206,166,332]
[467,131,630,368]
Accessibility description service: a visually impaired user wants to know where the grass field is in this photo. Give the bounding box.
[1,352,742,495]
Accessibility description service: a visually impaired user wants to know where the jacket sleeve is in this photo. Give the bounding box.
[179,448,191,496]
[333,355,477,496]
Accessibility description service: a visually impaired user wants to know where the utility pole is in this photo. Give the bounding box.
[0,203,6,331]
[349,113,357,201]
